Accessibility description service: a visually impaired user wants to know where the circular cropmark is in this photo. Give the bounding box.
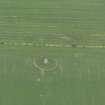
[33,56,58,72]
[32,56,63,82]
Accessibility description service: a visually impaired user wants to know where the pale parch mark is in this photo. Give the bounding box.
[1,34,105,48]
[0,40,104,49]
[60,36,73,41]
[91,33,105,37]
[0,40,34,46]
[0,34,91,48]
[0,41,96,48]
[32,56,63,81]
[0,36,74,48]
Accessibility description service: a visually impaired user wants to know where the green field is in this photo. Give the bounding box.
[0,0,105,105]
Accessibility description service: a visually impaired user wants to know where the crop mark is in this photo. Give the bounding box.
[0,40,105,49]
[0,34,105,49]
[32,56,63,81]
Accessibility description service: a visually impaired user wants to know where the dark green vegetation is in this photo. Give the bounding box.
[0,0,105,105]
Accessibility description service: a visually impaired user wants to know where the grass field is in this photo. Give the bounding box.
[0,0,105,105]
